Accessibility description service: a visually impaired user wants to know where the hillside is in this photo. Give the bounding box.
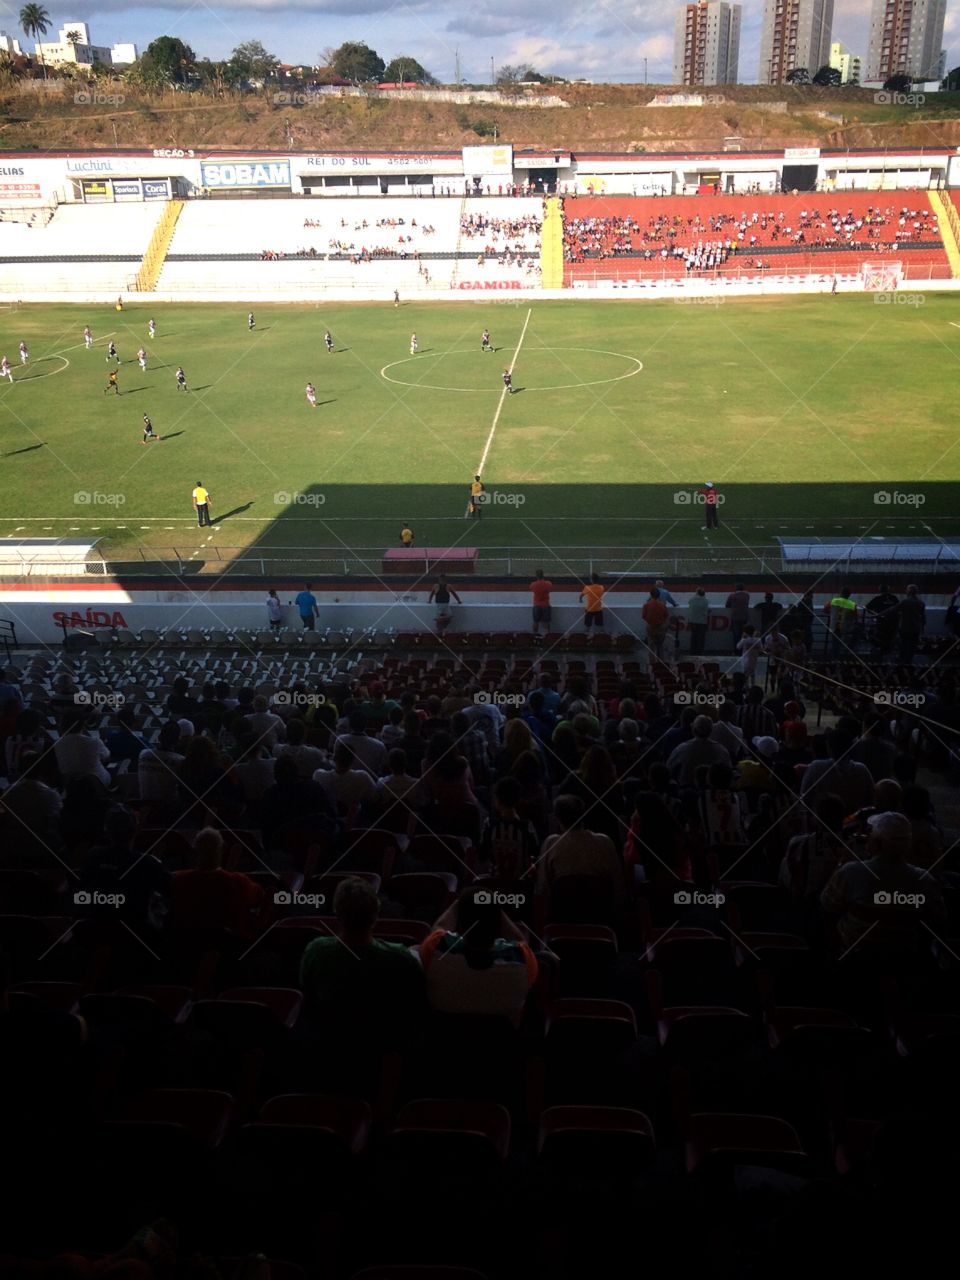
[2,80,960,154]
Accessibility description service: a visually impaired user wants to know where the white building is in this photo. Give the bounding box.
[866,0,947,82]
[829,40,862,83]
[36,23,113,69]
[759,0,835,83]
[0,31,23,56]
[673,2,742,85]
[110,42,138,66]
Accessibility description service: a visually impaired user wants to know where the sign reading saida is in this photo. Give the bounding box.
[200,159,291,189]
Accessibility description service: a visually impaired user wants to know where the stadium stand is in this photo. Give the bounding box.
[0,202,165,293]
[562,193,952,283]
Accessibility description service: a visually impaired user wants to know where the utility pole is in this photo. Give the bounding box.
[644,57,648,85]
[491,56,495,86]
[455,47,461,86]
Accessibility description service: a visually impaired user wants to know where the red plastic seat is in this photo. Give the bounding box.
[538,1105,656,1169]
[407,834,474,881]
[7,981,81,1012]
[384,872,458,920]
[686,1111,809,1176]
[110,1087,234,1149]
[217,986,303,1028]
[118,984,194,1023]
[657,1006,755,1056]
[257,1093,372,1153]
[391,1097,511,1161]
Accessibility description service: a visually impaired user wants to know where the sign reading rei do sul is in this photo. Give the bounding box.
[200,160,291,189]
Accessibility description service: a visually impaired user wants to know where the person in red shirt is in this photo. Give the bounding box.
[702,481,720,531]
[168,827,266,938]
[530,568,553,637]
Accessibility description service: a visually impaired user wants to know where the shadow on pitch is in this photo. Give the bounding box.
[160,431,184,441]
[3,443,44,457]
[214,502,254,524]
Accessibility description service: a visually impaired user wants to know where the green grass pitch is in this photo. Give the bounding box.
[0,296,957,573]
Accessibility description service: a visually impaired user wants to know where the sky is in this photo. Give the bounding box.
[1,0,956,83]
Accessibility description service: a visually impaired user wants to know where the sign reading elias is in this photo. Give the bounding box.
[54,609,128,629]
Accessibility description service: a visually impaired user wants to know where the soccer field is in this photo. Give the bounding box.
[0,296,957,575]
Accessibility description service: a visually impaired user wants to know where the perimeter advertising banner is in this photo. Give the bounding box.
[200,159,291,189]
[462,145,513,176]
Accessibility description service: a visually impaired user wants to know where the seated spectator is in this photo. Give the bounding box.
[261,755,337,847]
[196,683,228,735]
[137,721,186,820]
[377,747,424,821]
[178,735,240,821]
[557,744,624,845]
[417,887,538,1024]
[335,710,388,778]
[104,706,148,768]
[696,761,748,848]
[521,689,556,744]
[609,717,645,779]
[274,717,328,779]
[398,712,428,776]
[166,675,198,718]
[494,718,539,776]
[737,686,777,742]
[0,750,63,861]
[851,713,897,782]
[358,680,399,729]
[54,712,111,787]
[451,710,492,786]
[381,705,406,747]
[901,784,944,870]
[242,694,286,748]
[232,736,276,806]
[820,810,945,951]
[781,793,849,901]
[800,729,874,813]
[314,743,379,819]
[537,794,626,912]
[60,775,111,850]
[79,805,170,931]
[4,708,56,782]
[300,876,424,1040]
[479,776,539,878]
[549,721,581,783]
[711,700,746,762]
[659,706,697,761]
[667,715,732,786]
[168,827,266,937]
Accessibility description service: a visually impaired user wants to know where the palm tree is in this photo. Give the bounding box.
[19,4,51,80]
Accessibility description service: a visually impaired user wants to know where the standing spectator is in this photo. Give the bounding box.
[785,591,817,650]
[266,589,284,632]
[580,573,606,637]
[242,695,286,748]
[687,587,710,656]
[169,828,266,938]
[537,794,626,914]
[530,568,553,637]
[377,747,424,817]
[725,583,751,648]
[827,587,857,656]
[642,587,671,661]
[479,776,539,878]
[887,584,926,664]
[335,710,388,777]
[138,721,186,820]
[105,705,148,767]
[734,625,762,679]
[315,744,379,818]
[780,793,848,902]
[274,718,328,779]
[800,729,874,813]
[79,806,170,932]
[451,710,492,786]
[756,592,783,636]
[667,715,732,786]
[428,573,461,631]
[655,579,678,607]
[295,582,319,631]
[711,700,746,762]
[358,681,399,730]
[192,481,211,528]
[701,481,720,530]
[866,583,899,654]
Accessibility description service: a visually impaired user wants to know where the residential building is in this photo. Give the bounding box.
[866,0,947,82]
[110,43,138,66]
[35,23,113,69]
[759,0,835,83]
[673,2,742,85]
[0,32,24,57]
[829,40,862,83]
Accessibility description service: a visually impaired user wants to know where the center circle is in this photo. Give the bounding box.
[380,346,643,393]
[12,355,70,383]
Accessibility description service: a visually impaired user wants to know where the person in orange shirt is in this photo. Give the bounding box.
[641,587,671,661]
[579,572,606,638]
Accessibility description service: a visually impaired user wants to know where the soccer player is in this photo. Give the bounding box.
[0,356,12,382]
[469,474,485,519]
[248,312,256,331]
[116,296,124,312]
[193,481,211,527]
[83,326,93,350]
[400,522,414,547]
[137,348,147,372]
[481,329,491,353]
[175,366,187,392]
[410,333,418,355]
[393,289,400,307]
[18,342,28,366]
[502,368,514,394]
[141,414,159,444]
[305,382,317,408]
[148,318,156,339]
[104,368,120,395]
[324,330,334,353]
[106,340,118,363]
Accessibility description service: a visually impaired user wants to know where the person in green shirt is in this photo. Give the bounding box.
[299,877,424,1048]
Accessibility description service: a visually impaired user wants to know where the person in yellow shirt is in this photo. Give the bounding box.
[400,523,414,547]
[579,572,606,637]
[469,474,485,519]
[192,481,211,528]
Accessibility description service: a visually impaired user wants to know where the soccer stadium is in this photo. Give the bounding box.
[3,33,960,1280]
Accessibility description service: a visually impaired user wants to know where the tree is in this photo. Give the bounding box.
[329,41,384,84]
[812,65,841,86]
[142,35,195,86]
[785,67,810,85]
[230,40,279,85]
[883,73,912,93]
[944,65,960,91]
[383,56,434,85]
[19,4,50,80]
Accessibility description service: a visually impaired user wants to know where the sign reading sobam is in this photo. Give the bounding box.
[200,160,291,188]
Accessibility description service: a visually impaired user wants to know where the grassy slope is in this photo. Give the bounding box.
[0,297,957,570]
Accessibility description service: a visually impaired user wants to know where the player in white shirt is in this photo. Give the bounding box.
[1,356,12,382]
[481,329,491,352]
[175,366,187,392]
[148,318,156,339]
[18,342,28,365]
[305,382,317,408]
[266,589,284,630]
[248,312,256,331]
[137,348,147,372]
[83,326,93,350]
[410,333,418,355]
[324,331,334,353]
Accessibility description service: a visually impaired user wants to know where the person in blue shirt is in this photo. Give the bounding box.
[105,705,149,766]
[655,579,678,608]
[295,582,319,630]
